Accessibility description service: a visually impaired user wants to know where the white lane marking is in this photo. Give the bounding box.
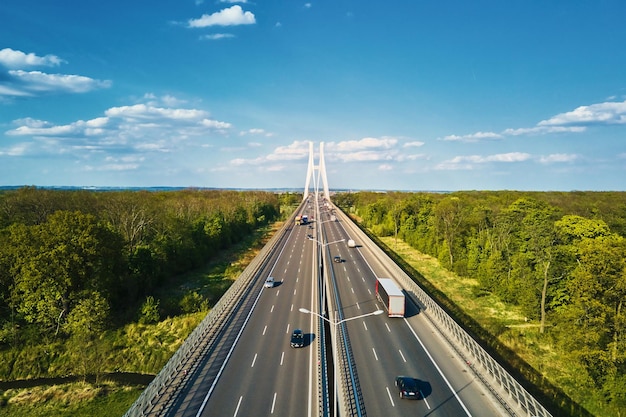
[422,392,431,409]
[385,387,395,407]
[398,349,406,362]
[367,288,371,295]
[351,287,354,293]
[286,324,290,333]
[251,353,257,367]
[372,347,379,361]
[291,304,294,311]
[404,318,473,416]
[363,321,368,331]
[385,323,391,333]
[271,305,274,313]
[263,325,267,335]
[271,392,277,414]
[276,290,280,297]
[356,302,361,310]
[294,289,297,295]
[233,396,243,417]
[281,351,285,366]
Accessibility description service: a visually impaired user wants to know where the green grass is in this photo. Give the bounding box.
[0,381,143,417]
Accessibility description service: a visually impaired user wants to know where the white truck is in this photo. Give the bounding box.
[375,278,405,317]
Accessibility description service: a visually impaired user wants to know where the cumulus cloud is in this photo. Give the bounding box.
[0,48,111,97]
[441,99,626,142]
[0,48,64,69]
[188,6,255,28]
[5,96,232,164]
[538,100,626,126]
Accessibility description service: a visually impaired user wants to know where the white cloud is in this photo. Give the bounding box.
[378,164,393,171]
[538,100,626,126]
[441,99,626,143]
[188,6,255,28]
[330,137,397,152]
[436,152,532,170]
[441,131,503,142]
[10,70,111,93]
[538,153,578,163]
[201,33,236,40]
[0,48,64,69]
[403,141,425,147]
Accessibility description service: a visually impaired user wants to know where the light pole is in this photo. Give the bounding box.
[299,307,383,417]
[307,237,344,318]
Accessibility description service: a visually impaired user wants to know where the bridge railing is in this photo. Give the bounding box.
[335,204,553,417]
[123,212,296,417]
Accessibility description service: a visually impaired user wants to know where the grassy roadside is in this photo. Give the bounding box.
[378,236,600,417]
[0,219,287,417]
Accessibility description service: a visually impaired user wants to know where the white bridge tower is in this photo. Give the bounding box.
[303,142,330,201]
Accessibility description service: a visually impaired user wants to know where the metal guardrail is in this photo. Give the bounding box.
[123,213,296,417]
[334,204,553,417]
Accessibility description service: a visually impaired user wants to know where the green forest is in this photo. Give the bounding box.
[334,190,626,416]
[0,187,290,389]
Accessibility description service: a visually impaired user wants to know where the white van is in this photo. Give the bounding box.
[264,276,275,288]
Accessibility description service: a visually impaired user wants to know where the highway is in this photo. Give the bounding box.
[164,195,507,416]
[319,200,505,416]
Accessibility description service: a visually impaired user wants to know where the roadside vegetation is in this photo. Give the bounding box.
[334,190,626,417]
[0,187,300,416]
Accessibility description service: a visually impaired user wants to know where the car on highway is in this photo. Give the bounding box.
[395,376,420,399]
[290,329,304,348]
[333,256,341,263]
[264,276,274,288]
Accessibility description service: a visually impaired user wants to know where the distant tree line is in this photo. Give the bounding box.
[334,190,626,413]
[0,187,281,349]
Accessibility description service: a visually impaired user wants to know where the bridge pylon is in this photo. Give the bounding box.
[303,142,330,201]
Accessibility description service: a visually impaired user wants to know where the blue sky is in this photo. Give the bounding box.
[1,1,625,191]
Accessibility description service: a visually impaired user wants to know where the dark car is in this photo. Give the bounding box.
[333,256,341,263]
[290,329,304,348]
[395,376,420,399]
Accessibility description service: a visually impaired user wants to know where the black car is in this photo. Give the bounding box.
[333,256,341,263]
[395,376,420,399]
[290,329,304,348]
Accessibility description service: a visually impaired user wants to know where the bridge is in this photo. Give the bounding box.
[124,142,553,417]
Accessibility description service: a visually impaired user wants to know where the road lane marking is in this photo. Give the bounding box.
[404,318,472,416]
[251,353,257,367]
[281,351,285,366]
[286,324,290,333]
[356,302,361,310]
[385,387,395,407]
[290,304,294,311]
[398,349,406,362]
[294,289,297,295]
[385,323,391,333]
[372,347,379,361]
[276,290,280,297]
[422,392,431,409]
[271,305,274,312]
[233,396,243,417]
[271,392,277,414]
[263,325,267,335]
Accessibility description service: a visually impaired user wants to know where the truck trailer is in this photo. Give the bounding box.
[375,278,405,317]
